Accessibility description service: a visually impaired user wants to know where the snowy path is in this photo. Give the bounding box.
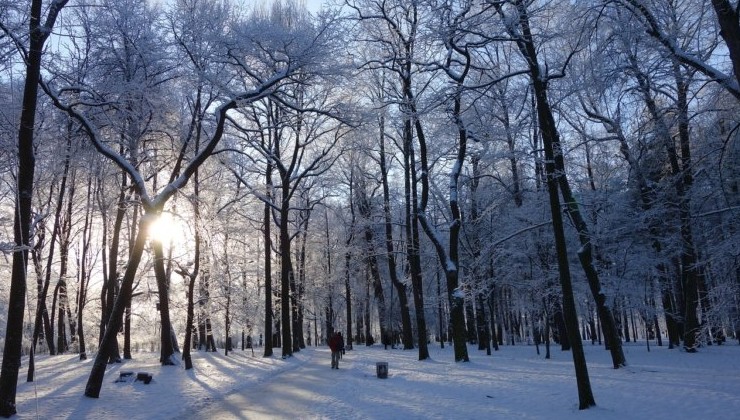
[183,346,496,419]
[185,348,373,419]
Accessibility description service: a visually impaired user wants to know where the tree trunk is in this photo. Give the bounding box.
[1,1,68,410]
[511,0,626,369]
[225,276,232,357]
[152,239,176,365]
[501,0,596,408]
[288,262,299,352]
[77,174,94,361]
[378,113,414,350]
[263,162,274,358]
[406,119,430,361]
[123,204,139,360]
[344,249,353,350]
[542,298,550,359]
[465,299,477,344]
[294,245,306,351]
[710,0,740,92]
[56,167,77,354]
[672,62,702,351]
[344,177,357,351]
[437,271,445,349]
[85,213,153,398]
[539,92,596,408]
[554,130,626,367]
[293,203,311,352]
[182,260,198,370]
[30,205,53,358]
[102,175,128,364]
[364,277,372,345]
[488,292,499,352]
[413,25,470,361]
[279,187,294,358]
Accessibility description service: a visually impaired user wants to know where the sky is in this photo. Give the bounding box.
[305,0,329,13]
[306,0,324,12]
[11,340,740,419]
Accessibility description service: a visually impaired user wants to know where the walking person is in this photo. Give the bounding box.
[329,332,342,369]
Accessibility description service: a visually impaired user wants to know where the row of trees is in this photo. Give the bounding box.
[0,0,738,415]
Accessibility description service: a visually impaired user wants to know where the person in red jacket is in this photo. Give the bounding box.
[329,332,342,369]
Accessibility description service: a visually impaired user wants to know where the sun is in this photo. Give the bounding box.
[148,212,183,244]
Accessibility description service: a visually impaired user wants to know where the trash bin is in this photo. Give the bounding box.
[376,362,388,379]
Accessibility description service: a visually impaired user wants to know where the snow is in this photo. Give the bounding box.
[11,341,740,419]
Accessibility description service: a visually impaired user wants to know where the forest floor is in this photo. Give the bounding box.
[10,339,740,419]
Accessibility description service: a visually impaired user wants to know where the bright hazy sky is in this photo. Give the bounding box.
[305,0,326,13]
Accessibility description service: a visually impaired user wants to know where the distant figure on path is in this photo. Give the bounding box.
[329,332,342,369]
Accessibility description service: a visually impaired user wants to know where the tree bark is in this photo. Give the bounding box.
[2,5,67,412]
[711,1,740,93]
[263,166,274,357]
[279,185,294,358]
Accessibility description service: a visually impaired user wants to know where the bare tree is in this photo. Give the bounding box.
[0,0,69,415]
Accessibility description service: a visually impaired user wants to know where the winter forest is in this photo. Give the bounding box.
[0,0,739,417]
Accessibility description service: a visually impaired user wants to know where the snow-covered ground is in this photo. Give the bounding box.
[11,341,740,419]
